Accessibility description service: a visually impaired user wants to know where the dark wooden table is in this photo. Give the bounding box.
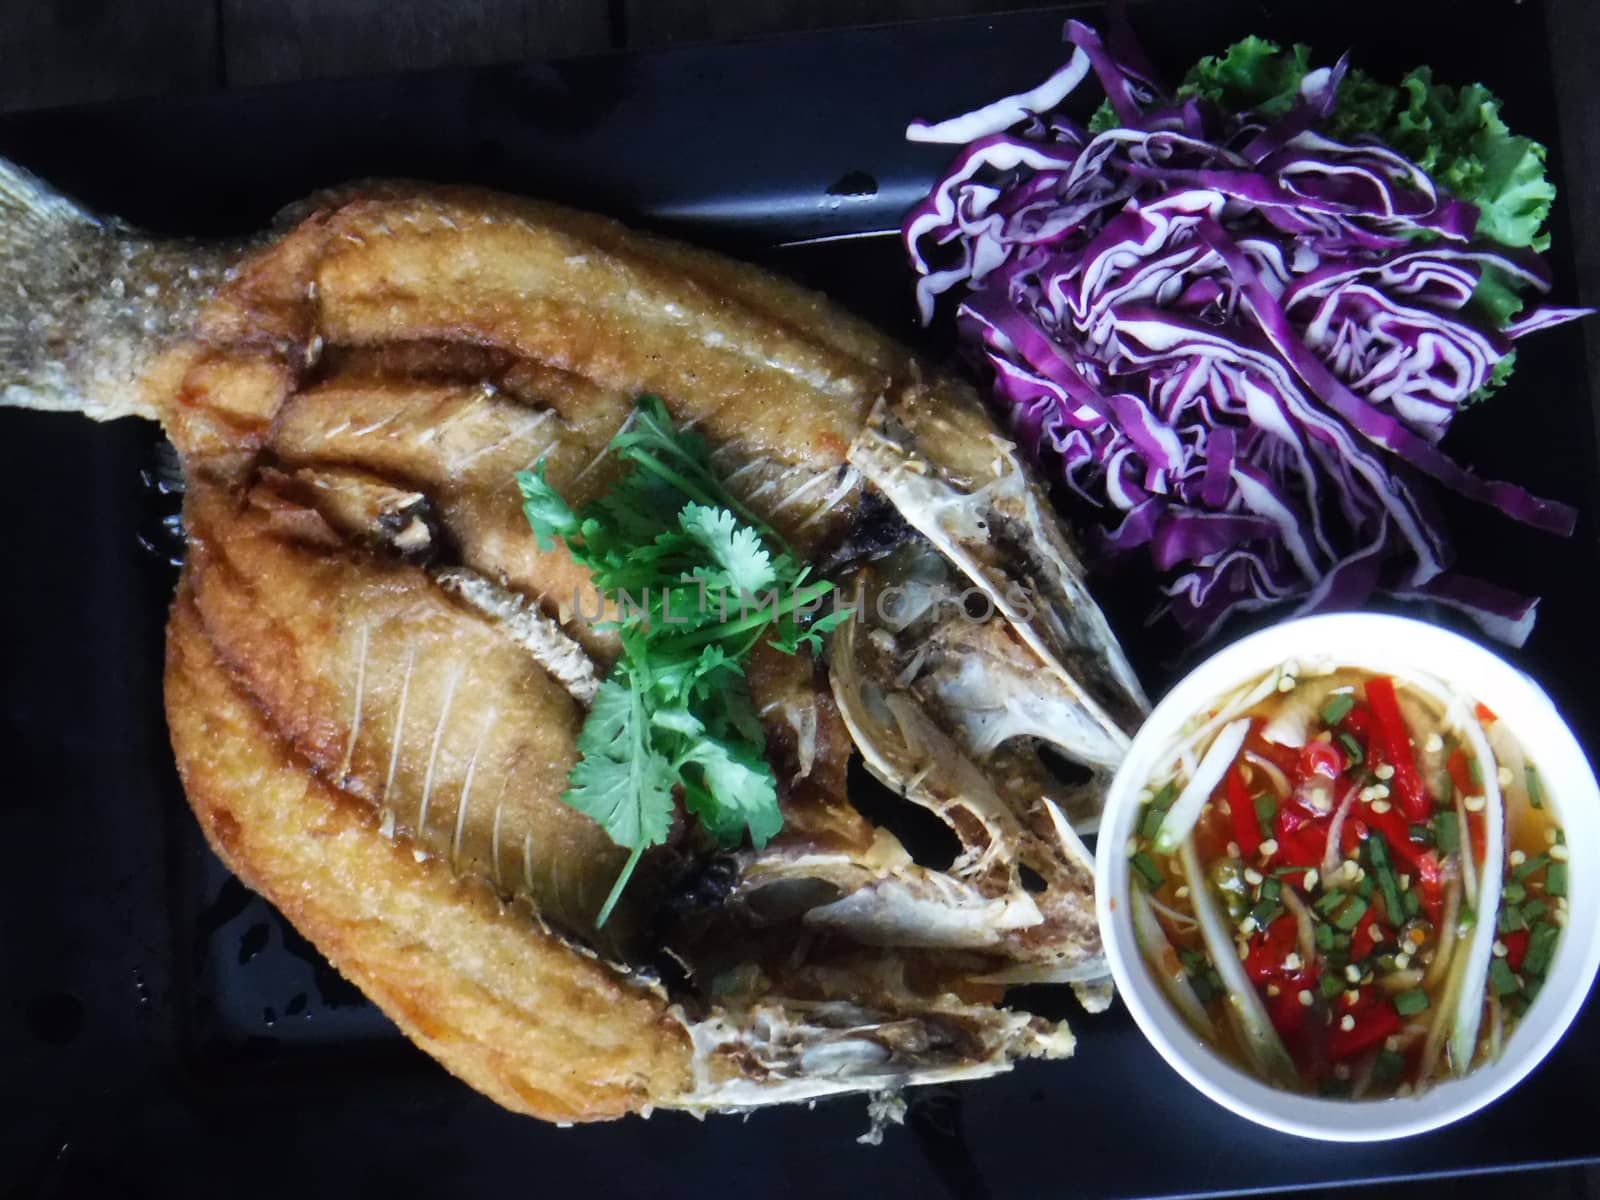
[0,0,1078,114]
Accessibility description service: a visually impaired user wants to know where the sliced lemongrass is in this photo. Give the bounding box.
[1177,837,1298,1089]
[1449,697,1504,1076]
[1131,885,1216,1041]
[1154,718,1251,855]
[1322,782,1360,880]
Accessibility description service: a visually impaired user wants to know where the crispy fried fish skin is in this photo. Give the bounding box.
[3,166,1136,1119]
[166,590,695,1121]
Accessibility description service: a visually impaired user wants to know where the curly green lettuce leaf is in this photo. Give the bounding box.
[1178,35,1314,118]
[1387,68,1554,254]
[1173,41,1555,261]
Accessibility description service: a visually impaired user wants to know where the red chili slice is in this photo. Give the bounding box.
[1351,915,1391,962]
[1447,748,1477,798]
[1274,805,1327,868]
[1503,929,1530,971]
[1244,914,1301,985]
[1299,739,1342,782]
[1327,997,1404,1062]
[1265,968,1322,1048]
[1227,765,1262,858]
[1365,677,1429,821]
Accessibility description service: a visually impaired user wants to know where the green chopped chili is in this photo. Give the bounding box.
[1315,890,1347,917]
[1394,989,1430,1017]
[1524,922,1560,976]
[1321,694,1357,725]
[1320,971,1347,1000]
[1338,731,1365,767]
[1367,834,1405,928]
[1403,887,1422,919]
[1333,896,1370,932]
[1502,880,1527,905]
[1513,853,1550,882]
[1130,852,1164,890]
[1254,792,1278,830]
[1526,765,1545,809]
[1489,958,1520,998]
[1547,862,1568,898]
[1497,903,1526,934]
[1374,1049,1407,1084]
[1250,899,1285,929]
[1522,899,1548,924]
[1315,923,1335,953]
[1432,811,1460,855]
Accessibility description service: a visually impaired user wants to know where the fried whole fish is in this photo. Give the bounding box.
[0,160,1148,1121]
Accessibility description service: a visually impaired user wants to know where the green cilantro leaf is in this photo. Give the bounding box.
[680,736,783,849]
[519,396,853,925]
[517,461,583,553]
[562,676,678,926]
[679,502,777,595]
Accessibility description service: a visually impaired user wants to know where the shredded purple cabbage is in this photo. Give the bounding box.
[904,20,1591,646]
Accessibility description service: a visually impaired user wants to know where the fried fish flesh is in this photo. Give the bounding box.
[0,160,1147,1119]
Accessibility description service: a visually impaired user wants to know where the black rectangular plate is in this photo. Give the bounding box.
[2,3,1598,1198]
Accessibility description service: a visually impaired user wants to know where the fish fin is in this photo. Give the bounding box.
[0,158,233,424]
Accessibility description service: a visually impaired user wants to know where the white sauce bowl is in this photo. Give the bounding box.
[1095,612,1600,1140]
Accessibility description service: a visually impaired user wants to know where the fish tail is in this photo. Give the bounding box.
[0,158,235,423]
